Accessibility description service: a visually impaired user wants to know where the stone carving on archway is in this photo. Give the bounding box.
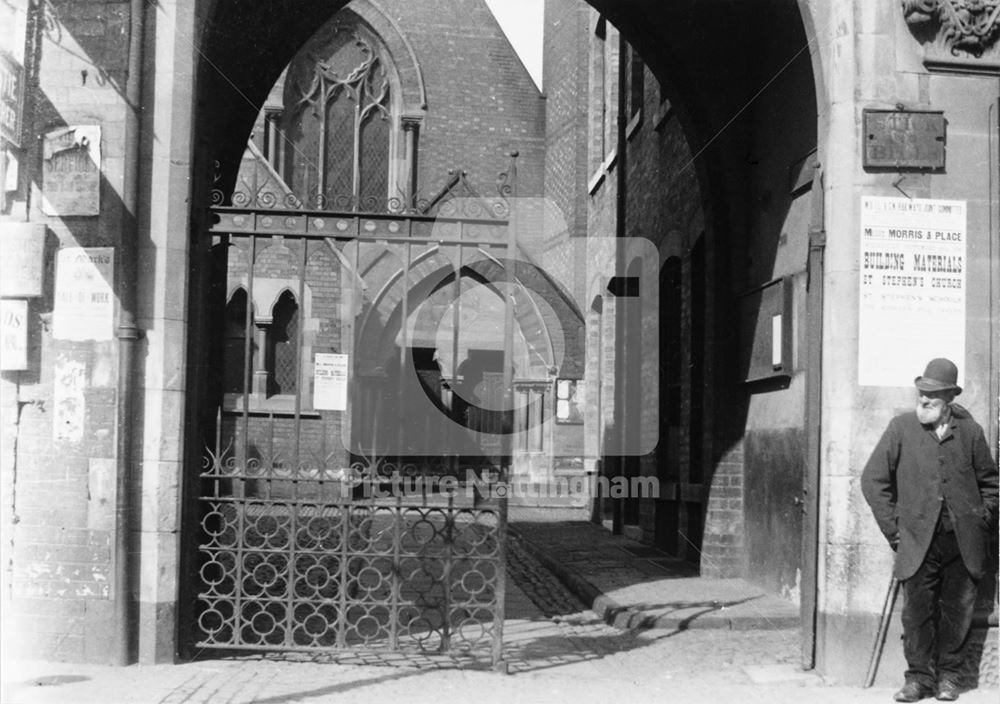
[902,0,1000,61]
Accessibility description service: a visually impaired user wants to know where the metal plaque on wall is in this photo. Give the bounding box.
[863,110,945,171]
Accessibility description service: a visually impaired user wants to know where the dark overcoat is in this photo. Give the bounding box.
[860,405,998,581]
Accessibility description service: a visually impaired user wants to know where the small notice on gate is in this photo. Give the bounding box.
[313,353,348,411]
[858,196,965,387]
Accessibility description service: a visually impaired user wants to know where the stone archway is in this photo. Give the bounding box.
[179,0,824,666]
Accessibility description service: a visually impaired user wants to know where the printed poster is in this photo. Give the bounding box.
[41,125,101,216]
[858,197,965,387]
[0,222,46,297]
[1,299,28,370]
[53,247,115,341]
[313,353,349,411]
[53,357,86,442]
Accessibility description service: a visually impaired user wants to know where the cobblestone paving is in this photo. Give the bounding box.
[507,534,590,617]
[172,531,800,682]
[504,532,800,683]
[2,532,808,704]
[503,533,640,672]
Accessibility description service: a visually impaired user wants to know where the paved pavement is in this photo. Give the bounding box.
[509,507,800,630]
[2,507,997,704]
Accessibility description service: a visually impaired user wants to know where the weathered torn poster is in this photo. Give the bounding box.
[41,125,101,216]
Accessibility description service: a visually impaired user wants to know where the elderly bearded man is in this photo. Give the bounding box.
[861,358,998,702]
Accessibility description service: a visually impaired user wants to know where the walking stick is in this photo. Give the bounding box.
[865,575,901,688]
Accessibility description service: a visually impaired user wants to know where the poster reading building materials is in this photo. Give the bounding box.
[53,247,115,341]
[41,125,101,216]
[859,196,965,387]
[313,353,348,411]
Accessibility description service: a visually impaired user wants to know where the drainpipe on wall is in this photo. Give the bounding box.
[801,163,825,670]
[991,94,999,461]
[610,31,628,535]
[113,0,145,666]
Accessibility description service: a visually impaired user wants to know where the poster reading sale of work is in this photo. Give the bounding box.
[53,247,115,341]
[858,196,965,387]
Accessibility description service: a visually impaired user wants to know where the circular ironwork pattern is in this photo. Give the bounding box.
[199,555,236,597]
[243,505,292,550]
[292,603,340,647]
[199,505,229,541]
[452,607,495,651]
[197,599,235,641]
[242,553,288,598]
[400,610,444,652]
[240,601,288,646]
[213,188,511,220]
[344,604,392,645]
[293,554,341,600]
[196,497,503,655]
[295,511,344,550]
[454,510,499,556]
[352,557,393,598]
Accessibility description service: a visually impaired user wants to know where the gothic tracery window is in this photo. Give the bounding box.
[281,18,394,209]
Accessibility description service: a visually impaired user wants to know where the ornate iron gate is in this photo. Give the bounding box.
[194,160,520,667]
[195,470,505,657]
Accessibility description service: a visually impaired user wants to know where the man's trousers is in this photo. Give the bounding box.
[901,527,979,687]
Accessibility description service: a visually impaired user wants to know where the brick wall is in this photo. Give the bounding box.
[385,0,546,201]
[700,442,747,577]
[543,0,589,237]
[2,0,132,662]
[610,49,722,565]
[568,21,746,572]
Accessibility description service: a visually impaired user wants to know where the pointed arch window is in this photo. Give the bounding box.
[268,291,299,395]
[224,288,250,394]
[222,287,301,401]
[282,18,394,209]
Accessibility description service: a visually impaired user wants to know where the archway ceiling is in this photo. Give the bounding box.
[200,0,809,192]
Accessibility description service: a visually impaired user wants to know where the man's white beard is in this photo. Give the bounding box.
[916,404,944,426]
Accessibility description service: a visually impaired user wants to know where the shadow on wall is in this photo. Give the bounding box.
[10,2,161,662]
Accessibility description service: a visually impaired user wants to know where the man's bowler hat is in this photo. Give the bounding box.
[914,358,962,395]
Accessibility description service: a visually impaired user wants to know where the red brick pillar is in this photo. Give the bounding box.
[700,441,746,578]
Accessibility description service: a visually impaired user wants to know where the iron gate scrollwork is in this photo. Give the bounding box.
[194,158,519,667]
[197,446,503,655]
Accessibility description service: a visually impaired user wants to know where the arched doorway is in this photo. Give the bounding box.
[181,0,822,665]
